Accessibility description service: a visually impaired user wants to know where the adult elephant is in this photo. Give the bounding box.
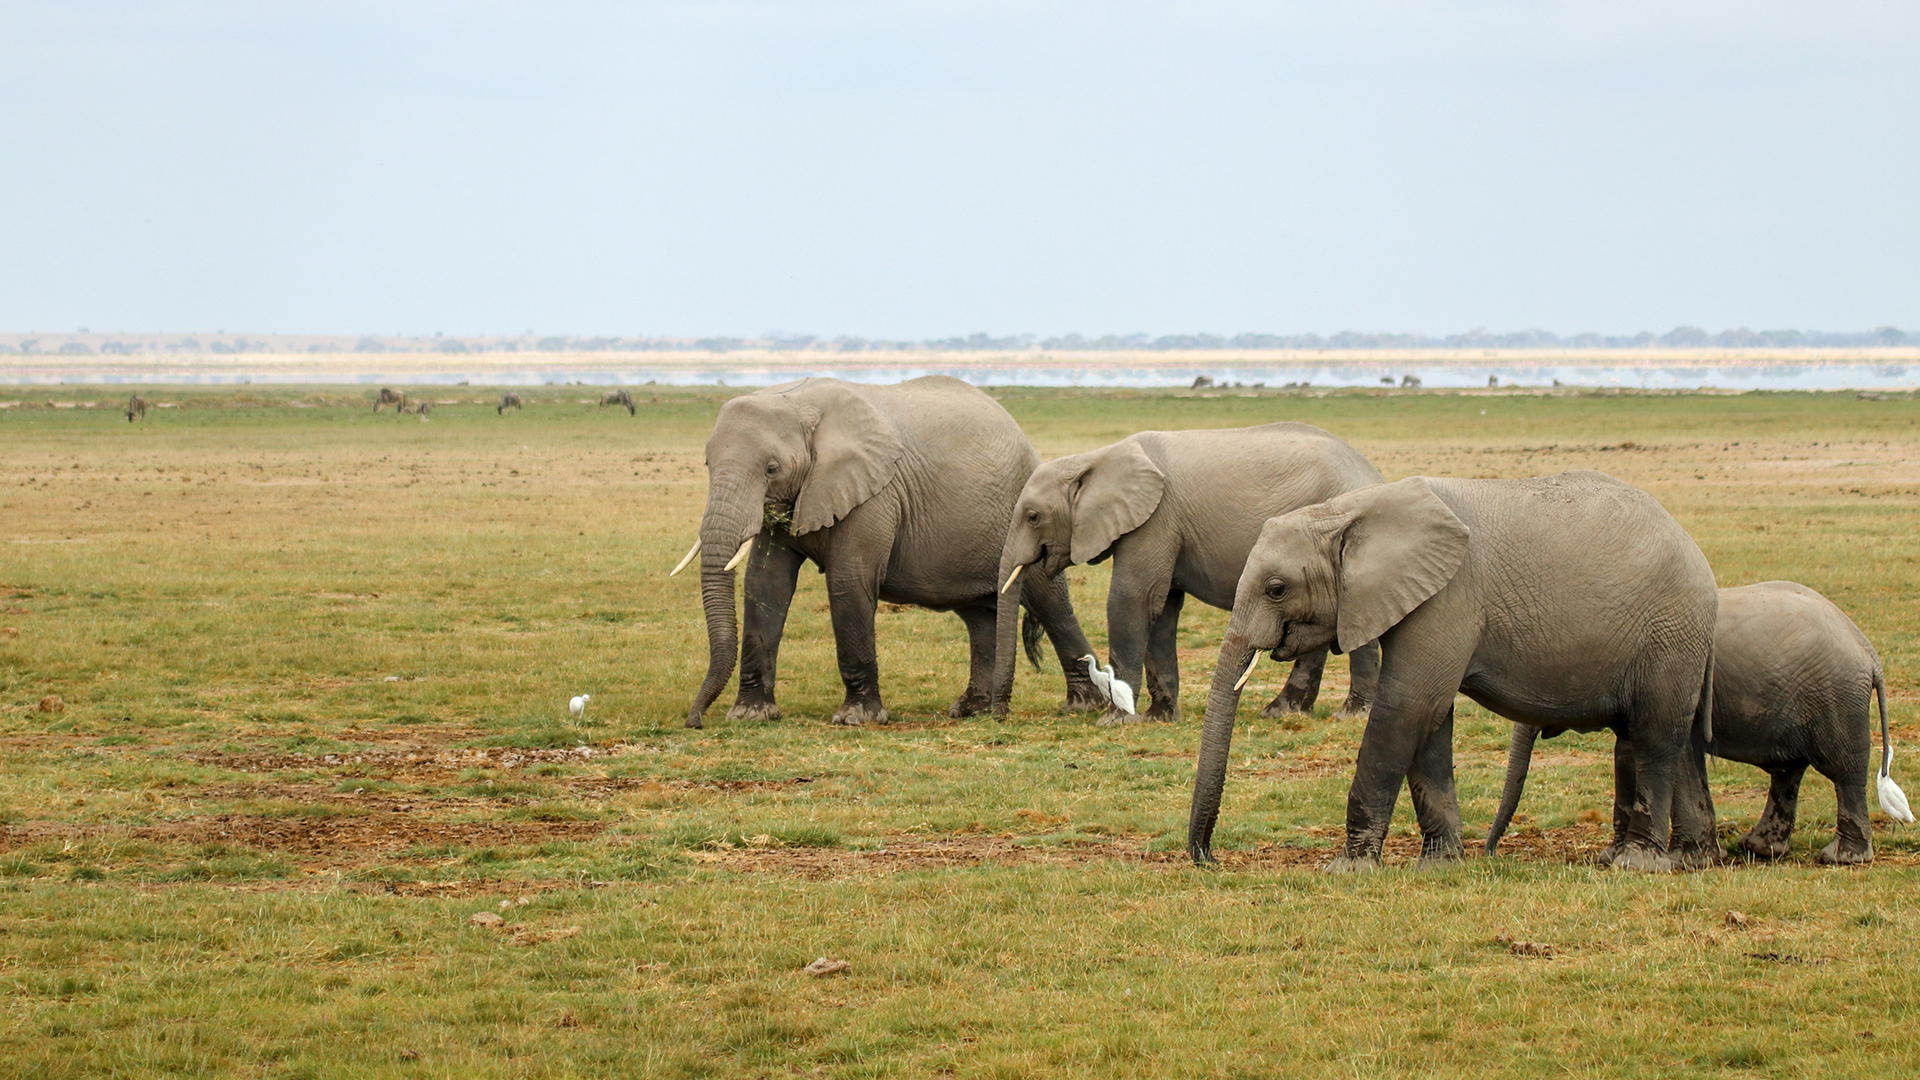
[1487,581,1913,864]
[1187,472,1720,873]
[685,376,1100,728]
[990,423,1384,723]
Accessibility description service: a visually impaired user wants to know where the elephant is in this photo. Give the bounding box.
[498,393,523,414]
[600,389,636,415]
[374,388,405,413]
[1486,581,1913,865]
[125,394,146,422]
[685,376,1102,728]
[991,422,1384,724]
[1187,471,1720,873]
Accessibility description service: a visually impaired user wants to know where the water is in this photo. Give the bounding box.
[3,360,1914,391]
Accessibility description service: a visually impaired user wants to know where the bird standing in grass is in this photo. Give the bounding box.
[1078,655,1135,715]
[569,694,591,719]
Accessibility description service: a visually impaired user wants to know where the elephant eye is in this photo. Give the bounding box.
[1025,509,1039,524]
[765,460,780,475]
[1264,581,1287,601]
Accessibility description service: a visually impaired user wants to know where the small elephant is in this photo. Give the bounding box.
[1188,472,1720,872]
[1487,581,1913,865]
[600,389,636,415]
[498,393,523,414]
[374,388,406,413]
[686,376,1101,728]
[991,422,1384,724]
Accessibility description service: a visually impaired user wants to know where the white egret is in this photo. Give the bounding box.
[1880,748,1914,824]
[1079,655,1136,715]
[569,694,591,719]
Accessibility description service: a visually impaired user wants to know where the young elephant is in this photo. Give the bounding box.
[991,422,1384,724]
[684,376,1101,728]
[1187,472,1720,873]
[1487,581,1914,864]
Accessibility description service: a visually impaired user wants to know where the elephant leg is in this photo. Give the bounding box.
[1667,741,1719,870]
[729,539,803,722]
[1141,588,1185,721]
[1099,564,1164,726]
[947,601,998,718]
[1599,736,1638,866]
[1818,762,1874,865]
[823,541,890,726]
[1338,641,1382,718]
[1332,680,1460,872]
[1613,731,1686,873]
[1740,766,1804,860]
[1407,706,1464,868]
[1268,648,1327,715]
[1017,569,1103,712]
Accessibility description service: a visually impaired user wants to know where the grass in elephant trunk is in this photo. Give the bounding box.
[2,384,1919,1076]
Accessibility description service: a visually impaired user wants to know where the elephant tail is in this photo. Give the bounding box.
[1021,608,1044,671]
[1874,666,1914,823]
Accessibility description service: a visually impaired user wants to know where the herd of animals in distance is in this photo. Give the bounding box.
[115,379,1918,871]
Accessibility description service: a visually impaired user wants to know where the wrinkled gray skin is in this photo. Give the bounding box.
[1490,581,1891,865]
[990,423,1384,724]
[1188,472,1720,873]
[688,376,1101,728]
[498,393,522,414]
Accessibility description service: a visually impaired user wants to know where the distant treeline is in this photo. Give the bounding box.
[0,326,1909,356]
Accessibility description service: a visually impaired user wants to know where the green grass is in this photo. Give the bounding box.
[2,384,1919,1076]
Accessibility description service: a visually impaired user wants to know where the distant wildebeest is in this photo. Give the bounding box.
[125,394,146,422]
[498,393,523,414]
[411,400,433,417]
[600,389,636,415]
[374,388,406,413]
[1400,374,1422,388]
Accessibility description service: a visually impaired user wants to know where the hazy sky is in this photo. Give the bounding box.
[3,2,1916,338]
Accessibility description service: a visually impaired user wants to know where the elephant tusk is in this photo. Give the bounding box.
[722,538,754,572]
[668,540,700,577]
[1000,563,1024,594]
[1234,651,1261,691]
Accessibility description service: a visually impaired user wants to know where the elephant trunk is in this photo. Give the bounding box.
[686,476,764,728]
[1188,630,1258,865]
[989,531,1044,715]
[1485,724,1541,854]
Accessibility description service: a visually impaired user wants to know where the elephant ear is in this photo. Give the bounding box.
[1068,440,1166,564]
[791,382,908,534]
[1332,477,1470,653]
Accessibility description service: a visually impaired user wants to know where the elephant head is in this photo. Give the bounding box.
[1188,477,1469,862]
[990,439,1165,710]
[687,380,906,726]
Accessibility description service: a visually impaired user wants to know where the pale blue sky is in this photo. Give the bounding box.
[2,2,1915,338]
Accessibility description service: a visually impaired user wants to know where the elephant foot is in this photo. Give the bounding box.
[947,689,991,719]
[1278,684,1319,713]
[1738,831,1792,861]
[1417,835,1464,868]
[726,700,782,722]
[1063,687,1107,713]
[831,701,889,727]
[1606,844,1673,873]
[1326,854,1382,874]
[1258,696,1306,720]
[1095,708,1144,728]
[1669,844,1722,871]
[1333,694,1374,720]
[1142,700,1180,723]
[1817,839,1873,866]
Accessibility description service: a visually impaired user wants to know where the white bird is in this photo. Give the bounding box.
[1880,746,1914,824]
[1079,654,1135,715]
[569,694,590,719]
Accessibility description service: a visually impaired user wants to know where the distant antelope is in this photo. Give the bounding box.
[599,389,636,416]
[497,392,523,414]
[125,394,147,422]
[374,388,406,413]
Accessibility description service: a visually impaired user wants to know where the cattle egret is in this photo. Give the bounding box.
[1881,749,1914,824]
[569,694,590,719]
[1000,563,1024,594]
[723,538,754,572]
[669,540,700,576]
[1079,655,1136,715]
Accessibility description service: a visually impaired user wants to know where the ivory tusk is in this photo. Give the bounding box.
[1234,651,1262,691]
[722,538,754,572]
[668,540,700,577]
[1000,563,1024,594]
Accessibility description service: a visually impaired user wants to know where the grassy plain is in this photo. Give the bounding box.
[2,384,1919,1077]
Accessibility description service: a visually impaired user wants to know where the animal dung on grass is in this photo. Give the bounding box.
[804,957,851,976]
[470,911,506,928]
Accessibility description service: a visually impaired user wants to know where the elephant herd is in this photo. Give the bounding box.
[676,376,1911,872]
